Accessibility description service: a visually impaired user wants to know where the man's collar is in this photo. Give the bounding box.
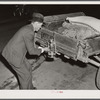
[31,23,35,31]
[31,22,34,27]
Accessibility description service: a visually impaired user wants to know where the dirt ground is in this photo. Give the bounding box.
[0,57,98,90]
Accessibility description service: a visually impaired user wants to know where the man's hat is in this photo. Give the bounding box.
[31,12,44,23]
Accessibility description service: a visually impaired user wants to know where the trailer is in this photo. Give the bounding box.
[34,12,100,89]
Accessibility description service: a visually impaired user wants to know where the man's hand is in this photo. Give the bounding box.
[38,46,50,53]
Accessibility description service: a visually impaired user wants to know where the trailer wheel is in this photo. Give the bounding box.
[96,68,100,89]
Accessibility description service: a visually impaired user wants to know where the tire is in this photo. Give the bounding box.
[96,67,100,89]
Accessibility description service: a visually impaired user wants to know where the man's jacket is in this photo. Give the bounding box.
[2,24,41,66]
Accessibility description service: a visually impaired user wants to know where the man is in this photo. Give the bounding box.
[2,12,49,89]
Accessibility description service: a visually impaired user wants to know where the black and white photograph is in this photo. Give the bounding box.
[0,2,100,92]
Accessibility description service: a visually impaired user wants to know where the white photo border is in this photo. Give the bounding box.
[0,1,100,99]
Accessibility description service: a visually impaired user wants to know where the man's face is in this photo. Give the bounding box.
[34,22,43,31]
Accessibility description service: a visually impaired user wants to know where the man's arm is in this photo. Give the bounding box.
[23,30,41,56]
